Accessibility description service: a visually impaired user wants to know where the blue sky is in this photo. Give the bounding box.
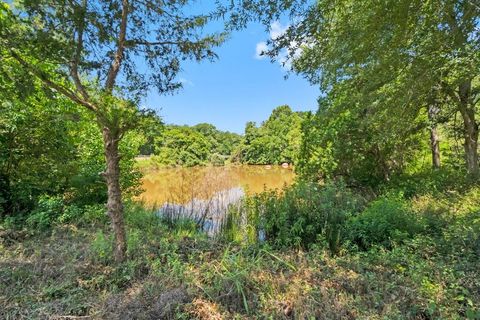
[143,20,320,134]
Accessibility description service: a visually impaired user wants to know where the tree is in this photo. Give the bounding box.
[150,123,241,166]
[303,1,478,176]
[1,1,225,262]
[238,105,304,164]
[296,82,426,185]
[154,126,212,167]
[137,111,164,156]
[0,58,77,215]
[228,0,479,177]
[192,123,242,157]
[0,54,149,219]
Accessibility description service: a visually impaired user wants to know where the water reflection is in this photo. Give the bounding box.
[139,165,295,206]
[158,187,245,236]
[139,165,295,236]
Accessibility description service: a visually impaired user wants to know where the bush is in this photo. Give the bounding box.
[91,230,113,264]
[26,195,64,231]
[0,195,5,217]
[81,204,108,226]
[242,180,362,254]
[126,229,143,259]
[24,198,108,231]
[124,203,160,230]
[210,153,225,166]
[1,215,23,230]
[57,205,83,224]
[384,168,469,198]
[347,195,424,250]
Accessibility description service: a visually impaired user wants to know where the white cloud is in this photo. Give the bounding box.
[254,21,304,70]
[278,53,290,69]
[270,21,288,40]
[179,77,194,87]
[255,42,268,59]
[254,21,289,61]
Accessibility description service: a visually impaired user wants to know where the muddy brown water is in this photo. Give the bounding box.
[138,165,295,235]
[139,165,295,207]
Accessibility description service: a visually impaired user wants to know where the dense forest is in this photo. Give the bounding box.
[235,105,305,165]
[144,123,241,167]
[1,0,479,319]
[138,105,305,167]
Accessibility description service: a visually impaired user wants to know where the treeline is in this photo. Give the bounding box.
[143,105,305,167]
[233,105,305,165]
[147,123,241,167]
[247,0,480,186]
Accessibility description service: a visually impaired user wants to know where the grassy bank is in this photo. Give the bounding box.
[1,184,479,319]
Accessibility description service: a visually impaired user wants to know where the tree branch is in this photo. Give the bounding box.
[124,40,187,47]
[441,82,460,105]
[70,0,90,101]
[9,50,97,112]
[104,0,129,92]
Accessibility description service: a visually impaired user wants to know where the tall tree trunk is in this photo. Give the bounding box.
[373,144,390,181]
[428,105,441,169]
[102,127,127,262]
[458,81,479,177]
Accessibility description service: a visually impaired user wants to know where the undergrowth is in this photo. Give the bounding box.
[1,184,479,319]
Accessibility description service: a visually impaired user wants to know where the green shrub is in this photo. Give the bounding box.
[81,204,108,226]
[91,231,113,264]
[21,195,106,230]
[210,153,225,166]
[26,195,64,231]
[1,214,23,230]
[384,168,469,198]
[55,203,107,226]
[124,203,160,230]
[347,196,424,250]
[0,195,5,217]
[242,180,362,254]
[126,229,143,259]
[57,205,83,224]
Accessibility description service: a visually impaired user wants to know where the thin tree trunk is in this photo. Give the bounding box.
[428,105,441,169]
[102,127,127,262]
[458,81,479,177]
[372,144,390,181]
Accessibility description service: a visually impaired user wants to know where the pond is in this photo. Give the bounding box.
[138,165,295,235]
[139,165,295,207]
